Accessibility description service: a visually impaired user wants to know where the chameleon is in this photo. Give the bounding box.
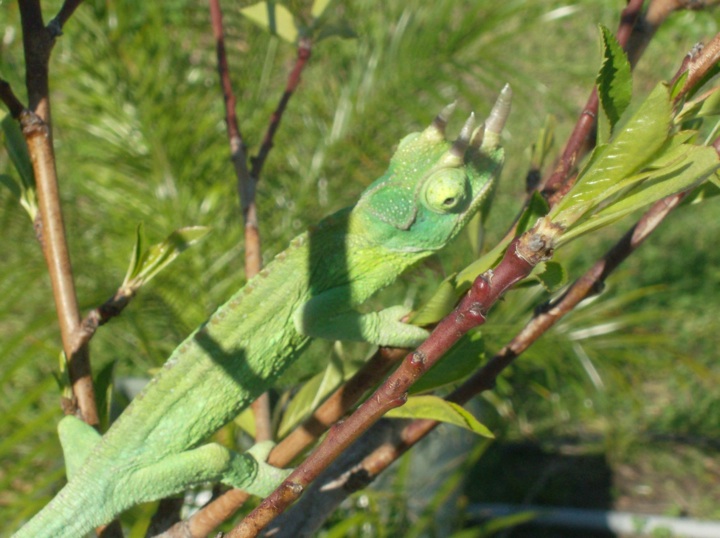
[13,85,511,537]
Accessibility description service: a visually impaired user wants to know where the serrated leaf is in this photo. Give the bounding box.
[517,191,550,234]
[386,395,494,437]
[534,261,566,292]
[123,226,210,291]
[410,332,485,394]
[241,2,299,43]
[559,144,719,244]
[597,25,632,132]
[550,83,672,228]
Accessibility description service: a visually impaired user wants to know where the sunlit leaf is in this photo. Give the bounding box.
[240,2,299,43]
[123,225,210,291]
[386,395,494,437]
[559,143,719,244]
[550,83,672,228]
[597,25,632,132]
[311,0,332,18]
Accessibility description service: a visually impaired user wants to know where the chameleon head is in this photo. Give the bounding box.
[354,84,511,253]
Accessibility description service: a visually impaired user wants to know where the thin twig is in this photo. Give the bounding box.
[0,78,26,118]
[249,37,312,180]
[18,2,99,425]
[49,0,85,35]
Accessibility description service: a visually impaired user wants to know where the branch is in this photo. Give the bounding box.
[249,37,312,180]
[49,0,85,35]
[17,2,99,425]
[0,78,26,118]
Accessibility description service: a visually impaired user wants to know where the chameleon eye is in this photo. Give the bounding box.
[422,168,469,214]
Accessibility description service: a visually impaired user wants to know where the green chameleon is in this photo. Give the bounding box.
[13,86,511,537]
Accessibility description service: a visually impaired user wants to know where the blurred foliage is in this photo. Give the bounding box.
[1,0,720,535]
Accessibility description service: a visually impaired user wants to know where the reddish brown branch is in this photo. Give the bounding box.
[249,37,312,180]
[208,0,273,443]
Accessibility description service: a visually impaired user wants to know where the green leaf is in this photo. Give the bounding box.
[534,261,567,292]
[0,115,38,220]
[311,0,332,18]
[517,191,550,234]
[550,83,672,228]
[94,361,117,432]
[277,348,359,438]
[1,114,34,189]
[559,143,720,244]
[122,225,210,291]
[240,2,299,43]
[529,114,556,174]
[410,332,485,394]
[597,25,632,132]
[410,274,461,326]
[385,395,494,437]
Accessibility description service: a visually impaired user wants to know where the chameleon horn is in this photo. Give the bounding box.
[449,112,476,159]
[431,101,457,134]
[481,83,512,150]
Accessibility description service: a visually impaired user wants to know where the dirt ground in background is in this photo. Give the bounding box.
[466,439,720,537]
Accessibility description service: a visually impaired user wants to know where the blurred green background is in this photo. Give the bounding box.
[1,1,719,536]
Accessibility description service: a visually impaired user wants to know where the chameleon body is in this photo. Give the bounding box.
[14,86,510,537]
